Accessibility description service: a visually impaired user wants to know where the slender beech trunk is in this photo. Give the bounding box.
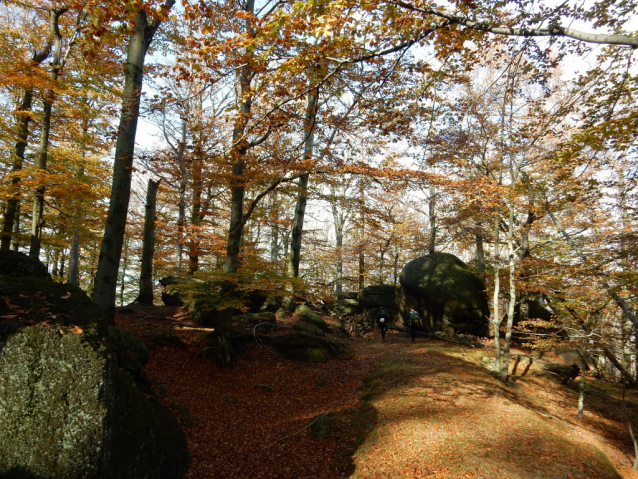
[428,184,436,254]
[10,207,20,251]
[52,247,60,276]
[502,205,517,381]
[189,96,204,273]
[1,45,51,251]
[358,186,365,291]
[30,8,68,259]
[331,199,345,294]
[476,232,486,273]
[68,230,79,285]
[136,178,160,304]
[223,32,255,276]
[379,237,391,284]
[188,154,202,273]
[492,220,502,368]
[214,0,256,365]
[58,248,65,278]
[93,2,174,324]
[175,119,188,273]
[287,88,318,279]
[270,193,280,267]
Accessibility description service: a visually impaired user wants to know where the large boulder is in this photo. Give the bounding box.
[398,253,490,336]
[358,285,398,321]
[295,304,330,332]
[0,272,189,478]
[270,332,352,362]
[330,292,362,317]
[0,250,51,281]
[0,324,189,479]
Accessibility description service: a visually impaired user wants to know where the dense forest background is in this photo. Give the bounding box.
[1,0,636,376]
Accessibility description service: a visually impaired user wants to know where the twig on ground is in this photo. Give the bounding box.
[126,322,151,329]
[377,378,400,389]
[182,346,216,368]
[261,413,327,450]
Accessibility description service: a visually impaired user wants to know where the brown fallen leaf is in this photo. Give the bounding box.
[59,329,66,335]
[70,325,83,335]
[61,292,72,300]
[0,314,17,319]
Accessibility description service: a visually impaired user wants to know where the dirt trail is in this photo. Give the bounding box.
[116,307,638,479]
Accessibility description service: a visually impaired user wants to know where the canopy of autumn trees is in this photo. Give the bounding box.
[0,0,636,371]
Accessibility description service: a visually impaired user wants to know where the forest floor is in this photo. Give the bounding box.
[116,305,638,479]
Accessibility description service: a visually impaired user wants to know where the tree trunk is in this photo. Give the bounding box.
[269,193,280,267]
[175,120,188,273]
[287,88,318,279]
[215,0,256,366]
[501,204,517,381]
[30,7,68,260]
[136,178,160,305]
[332,205,344,294]
[1,45,51,251]
[93,3,173,325]
[475,231,486,273]
[68,229,80,285]
[428,184,436,254]
[492,218,502,369]
[188,95,204,273]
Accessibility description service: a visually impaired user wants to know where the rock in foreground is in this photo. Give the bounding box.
[0,324,189,479]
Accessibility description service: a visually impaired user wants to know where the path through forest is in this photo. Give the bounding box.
[116,306,638,479]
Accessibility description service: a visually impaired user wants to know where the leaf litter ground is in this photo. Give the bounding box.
[116,305,638,479]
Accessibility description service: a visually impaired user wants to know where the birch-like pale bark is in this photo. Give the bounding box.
[492,219,502,370]
[501,205,517,381]
[93,2,175,324]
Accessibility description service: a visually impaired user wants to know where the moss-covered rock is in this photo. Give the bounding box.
[0,250,50,281]
[295,304,330,332]
[330,295,361,317]
[0,325,189,479]
[398,253,490,336]
[358,285,397,313]
[108,326,149,380]
[233,311,277,333]
[271,332,352,362]
[293,321,326,337]
[0,276,104,349]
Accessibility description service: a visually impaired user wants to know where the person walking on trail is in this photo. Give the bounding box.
[405,307,421,343]
[378,307,389,342]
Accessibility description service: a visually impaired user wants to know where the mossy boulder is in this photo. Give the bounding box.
[398,253,490,336]
[0,325,189,479]
[293,321,326,337]
[295,304,330,332]
[0,276,103,342]
[233,311,277,333]
[0,250,50,281]
[330,292,362,317]
[271,332,352,362]
[159,276,205,307]
[358,285,397,311]
[107,326,150,380]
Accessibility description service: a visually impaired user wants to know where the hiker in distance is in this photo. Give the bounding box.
[378,307,389,342]
[405,307,421,343]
